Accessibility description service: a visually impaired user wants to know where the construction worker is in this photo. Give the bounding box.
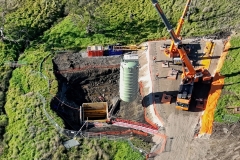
[153,56,156,63]
[155,73,159,80]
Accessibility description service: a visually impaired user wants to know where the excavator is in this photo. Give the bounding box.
[163,0,192,58]
[151,0,212,110]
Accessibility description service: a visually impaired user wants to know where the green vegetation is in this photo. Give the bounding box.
[215,36,240,122]
[41,0,240,49]
[130,137,153,153]
[0,115,7,127]
[0,0,239,158]
[0,0,146,158]
[4,0,65,42]
[0,0,67,158]
[67,138,144,160]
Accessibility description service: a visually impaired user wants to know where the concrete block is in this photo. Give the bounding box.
[162,61,169,68]
[161,93,171,104]
[167,69,178,80]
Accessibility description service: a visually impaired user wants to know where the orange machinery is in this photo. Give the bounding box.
[164,0,192,58]
[151,0,211,110]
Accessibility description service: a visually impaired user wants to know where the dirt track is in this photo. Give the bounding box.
[144,39,240,160]
[207,122,240,160]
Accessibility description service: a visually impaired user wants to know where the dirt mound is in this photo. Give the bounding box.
[211,122,240,139]
[65,68,120,105]
[208,122,240,160]
[205,31,232,39]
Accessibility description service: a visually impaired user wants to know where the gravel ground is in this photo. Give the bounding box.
[144,39,240,160]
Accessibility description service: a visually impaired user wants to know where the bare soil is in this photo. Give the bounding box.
[52,52,146,131]
[207,122,240,160]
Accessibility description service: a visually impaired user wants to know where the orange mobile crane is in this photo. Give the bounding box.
[151,0,211,110]
[164,0,192,58]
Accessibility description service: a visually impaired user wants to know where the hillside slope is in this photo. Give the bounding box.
[0,0,239,159]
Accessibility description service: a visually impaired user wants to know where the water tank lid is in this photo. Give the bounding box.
[124,54,138,61]
[96,46,103,50]
[87,45,103,51]
[173,57,181,60]
[87,46,91,51]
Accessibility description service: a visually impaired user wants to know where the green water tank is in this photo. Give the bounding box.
[119,54,139,102]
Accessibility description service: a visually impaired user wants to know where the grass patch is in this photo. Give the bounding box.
[41,0,240,50]
[215,36,240,122]
[129,137,154,153]
[64,138,144,160]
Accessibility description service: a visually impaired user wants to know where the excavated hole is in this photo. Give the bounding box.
[65,68,120,105]
[50,53,154,149]
[52,54,145,130]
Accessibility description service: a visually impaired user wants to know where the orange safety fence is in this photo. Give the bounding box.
[139,77,167,159]
[151,133,167,154]
[199,72,224,134]
[146,133,167,159]
[139,81,159,130]
[153,102,164,126]
[88,129,148,137]
[139,80,167,155]
[55,64,120,74]
[113,118,158,130]
[199,38,230,135]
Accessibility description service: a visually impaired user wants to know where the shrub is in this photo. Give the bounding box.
[0,115,8,127]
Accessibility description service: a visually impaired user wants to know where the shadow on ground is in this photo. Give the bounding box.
[221,71,240,78]
[142,91,178,107]
[142,81,211,113]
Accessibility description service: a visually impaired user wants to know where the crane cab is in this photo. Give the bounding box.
[176,83,194,111]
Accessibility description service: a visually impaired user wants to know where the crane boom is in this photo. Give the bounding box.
[169,0,191,53]
[151,0,195,77]
[151,0,212,111]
